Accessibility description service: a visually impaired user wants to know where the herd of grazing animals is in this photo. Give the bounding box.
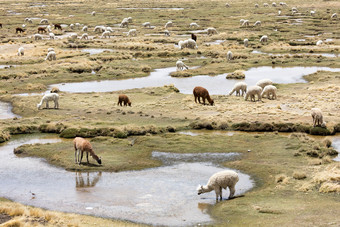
[3,1,331,201]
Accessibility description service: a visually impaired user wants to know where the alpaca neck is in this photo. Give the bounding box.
[91,153,100,161]
[202,185,213,193]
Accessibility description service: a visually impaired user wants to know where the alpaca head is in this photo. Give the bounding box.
[321,121,326,128]
[37,103,41,109]
[128,101,131,107]
[197,185,204,195]
[209,99,214,106]
[97,157,102,165]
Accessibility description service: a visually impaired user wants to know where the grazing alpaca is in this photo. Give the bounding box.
[16,27,25,33]
[117,94,131,106]
[191,33,197,42]
[38,27,47,33]
[193,86,214,106]
[37,93,59,109]
[197,170,239,201]
[54,24,62,30]
[73,137,102,165]
[311,108,326,128]
[0,23,2,28]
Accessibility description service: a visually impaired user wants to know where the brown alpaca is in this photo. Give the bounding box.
[38,27,47,33]
[193,86,214,105]
[0,23,2,28]
[117,94,132,106]
[73,137,102,165]
[54,24,62,30]
[191,33,197,42]
[15,27,25,33]
[50,87,60,93]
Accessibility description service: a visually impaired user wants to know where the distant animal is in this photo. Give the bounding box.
[260,35,268,43]
[34,34,43,40]
[82,25,88,32]
[16,27,25,33]
[91,11,96,16]
[241,20,250,27]
[229,82,247,96]
[207,27,218,35]
[331,13,337,19]
[245,85,262,102]
[45,51,56,61]
[227,51,233,61]
[316,40,323,46]
[50,87,60,93]
[254,21,261,26]
[40,19,49,24]
[191,33,197,42]
[127,29,137,36]
[38,27,47,33]
[244,38,249,47]
[189,22,199,28]
[165,21,173,28]
[261,85,277,100]
[24,18,33,23]
[73,137,102,165]
[0,23,2,28]
[81,33,88,40]
[311,108,326,128]
[164,30,170,36]
[49,32,55,39]
[142,22,151,28]
[117,94,131,106]
[101,31,111,38]
[37,93,59,109]
[193,86,214,106]
[176,60,189,71]
[120,18,129,28]
[197,170,239,201]
[17,47,24,56]
[225,3,230,7]
[54,24,62,30]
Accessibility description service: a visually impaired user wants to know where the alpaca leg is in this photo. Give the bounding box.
[75,149,78,164]
[198,97,201,103]
[313,117,316,127]
[229,185,236,199]
[46,101,49,109]
[257,93,261,101]
[86,151,89,163]
[79,150,84,165]
[202,97,206,105]
[219,186,223,201]
[194,96,197,103]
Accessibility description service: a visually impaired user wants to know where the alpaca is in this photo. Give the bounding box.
[54,24,62,30]
[261,85,277,100]
[197,170,239,201]
[73,137,102,165]
[118,94,131,106]
[229,82,247,96]
[38,27,47,33]
[191,33,197,42]
[244,85,262,102]
[16,27,25,33]
[37,93,59,109]
[193,86,214,106]
[311,108,326,128]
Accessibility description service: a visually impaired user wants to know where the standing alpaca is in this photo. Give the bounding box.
[37,93,59,109]
[311,108,326,128]
[73,137,102,165]
[176,60,189,71]
[197,170,239,201]
[17,47,24,56]
[244,85,262,102]
[229,82,247,96]
[117,94,131,106]
[193,86,214,106]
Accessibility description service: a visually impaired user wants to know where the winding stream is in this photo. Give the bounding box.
[50,66,340,94]
[0,134,253,226]
[0,101,21,119]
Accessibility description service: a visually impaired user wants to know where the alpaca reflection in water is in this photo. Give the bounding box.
[75,172,102,188]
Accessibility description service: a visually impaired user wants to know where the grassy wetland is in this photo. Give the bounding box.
[0,0,340,226]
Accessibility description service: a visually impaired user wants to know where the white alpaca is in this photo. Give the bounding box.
[165,21,173,28]
[245,85,262,102]
[120,18,129,28]
[278,10,282,16]
[331,13,337,19]
[45,51,56,61]
[263,3,269,7]
[310,11,315,16]
[272,2,277,7]
[260,35,268,43]
[101,31,111,38]
[178,39,197,49]
[69,33,77,40]
[143,22,151,28]
[261,85,277,100]
[82,26,88,32]
[75,23,80,29]
[47,25,52,32]
[311,108,326,128]
[254,21,261,26]
[189,22,199,28]
[127,29,137,36]
[91,11,96,16]
[227,51,233,61]
[255,4,259,8]
[34,34,43,40]
[94,25,105,33]
[47,47,54,53]
[17,47,24,56]
[70,24,75,29]
[49,32,55,40]
[81,33,88,40]
[242,20,250,27]
[40,19,48,24]
[207,27,218,35]
[229,82,247,96]
[197,170,239,201]
[316,40,323,46]
[225,3,230,7]
[25,18,33,23]
[256,78,273,88]
[164,30,170,36]
[176,60,189,71]
[244,38,249,47]
[37,93,59,109]
[240,19,245,25]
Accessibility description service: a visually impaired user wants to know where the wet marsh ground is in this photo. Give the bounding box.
[0,0,340,226]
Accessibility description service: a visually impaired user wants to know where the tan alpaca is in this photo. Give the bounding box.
[73,137,102,165]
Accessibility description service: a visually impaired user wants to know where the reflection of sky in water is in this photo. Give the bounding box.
[332,137,340,162]
[0,135,253,226]
[51,66,340,95]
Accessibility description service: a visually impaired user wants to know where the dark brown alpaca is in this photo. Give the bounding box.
[15,27,25,33]
[191,33,197,42]
[54,24,62,30]
[0,23,2,28]
[193,86,214,106]
[117,94,131,106]
[38,27,47,33]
